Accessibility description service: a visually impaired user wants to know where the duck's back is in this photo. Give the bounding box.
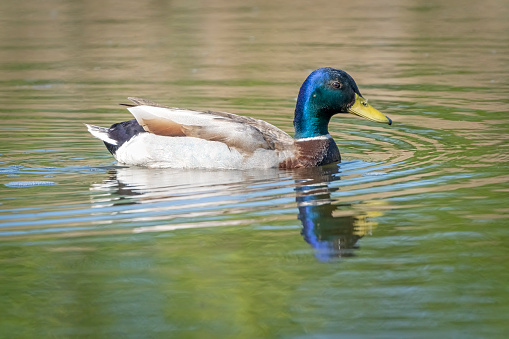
[88,97,297,169]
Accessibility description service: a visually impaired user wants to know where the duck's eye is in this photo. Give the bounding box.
[331,81,342,89]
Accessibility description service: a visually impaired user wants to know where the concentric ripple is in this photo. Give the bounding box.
[2,107,505,262]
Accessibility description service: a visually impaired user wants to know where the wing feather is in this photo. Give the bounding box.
[126,99,294,153]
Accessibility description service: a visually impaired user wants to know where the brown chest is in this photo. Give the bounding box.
[279,136,341,169]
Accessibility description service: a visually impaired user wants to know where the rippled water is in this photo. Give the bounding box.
[1,0,509,337]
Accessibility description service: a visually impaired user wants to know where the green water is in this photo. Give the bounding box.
[1,0,509,337]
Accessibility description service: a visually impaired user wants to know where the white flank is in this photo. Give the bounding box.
[85,124,118,145]
[114,133,293,169]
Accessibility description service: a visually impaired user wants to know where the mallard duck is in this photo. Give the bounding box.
[86,67,391,169]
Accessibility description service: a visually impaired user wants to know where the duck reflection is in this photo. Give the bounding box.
[91,165,384,262]
[293,164,383,261]
[91,167,287,201]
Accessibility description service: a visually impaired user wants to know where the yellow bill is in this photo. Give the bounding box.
[347,93,392,125]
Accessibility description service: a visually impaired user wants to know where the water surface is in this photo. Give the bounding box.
[1,0,509,337]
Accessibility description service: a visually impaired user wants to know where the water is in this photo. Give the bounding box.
[1,0,509,337]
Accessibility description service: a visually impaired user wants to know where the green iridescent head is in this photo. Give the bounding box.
[293,67,391,139]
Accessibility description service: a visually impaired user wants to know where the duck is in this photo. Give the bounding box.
[86,67,392,169]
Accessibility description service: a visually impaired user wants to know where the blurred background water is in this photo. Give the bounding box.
[1,0,509,337]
